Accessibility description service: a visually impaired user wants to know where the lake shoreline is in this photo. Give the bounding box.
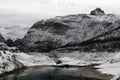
[0,64,113,80]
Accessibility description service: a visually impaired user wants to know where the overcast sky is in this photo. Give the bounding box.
[0,0,120,27]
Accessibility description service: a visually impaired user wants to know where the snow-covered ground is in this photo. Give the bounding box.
[0,50,23,74]
[16,51,120,80]
[55,51,114,66]
[15,53,56,66]
[95,52,120,80]
[0,50,114,74]
[96,52,120,75]
[0,49,120,80]
[0,50,56,75]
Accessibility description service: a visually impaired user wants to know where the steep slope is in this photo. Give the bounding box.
[0,25,30,41]
[23,8,120,52]
[0,42,55,75]
[0,34,4,42]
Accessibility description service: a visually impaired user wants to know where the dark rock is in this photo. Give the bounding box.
[5,39,14,47]
[90,8,105,15]
[0,34,4,42]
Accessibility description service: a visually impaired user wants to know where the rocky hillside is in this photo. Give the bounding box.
[0,34,4,42]
[23,8,120,52]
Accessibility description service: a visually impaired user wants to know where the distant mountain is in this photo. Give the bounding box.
[0,25,30,41]
[23,8,120,52]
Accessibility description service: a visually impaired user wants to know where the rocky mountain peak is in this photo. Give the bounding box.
[90,8,105,15]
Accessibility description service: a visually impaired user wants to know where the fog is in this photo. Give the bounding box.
[0,0,120,27]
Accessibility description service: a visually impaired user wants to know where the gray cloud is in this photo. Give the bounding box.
[0,0,120,27]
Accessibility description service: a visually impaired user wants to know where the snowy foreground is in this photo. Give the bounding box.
[96,52,120,80]
[0,50,120,80]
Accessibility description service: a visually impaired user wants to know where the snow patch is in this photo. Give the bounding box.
[96,52,120,75]
[15,53,56,66]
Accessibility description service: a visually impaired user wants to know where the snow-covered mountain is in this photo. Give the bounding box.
[0,25,30,41]
[23,8,120,52]
[1,8,120,80]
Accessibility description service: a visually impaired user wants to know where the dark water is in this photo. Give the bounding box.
[0,67,112,80]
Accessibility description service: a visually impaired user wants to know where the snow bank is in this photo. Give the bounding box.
[0,50,56,75]
[1,49,120,80]
[59,57,88,66]
[0,50,23,74]
[15,53,56,66]
[95,52,120,80]
[57,51,114,67]
[96,52,120,75]
[111,73,120,80]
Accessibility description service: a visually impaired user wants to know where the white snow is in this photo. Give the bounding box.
[0,49,120,80]
[57,51,115,66]
[14,53,56,66]
[95,52,120,80]
[0,50,56,74]
[0,50,18,74]
[0,49,116,75]
[96,52,120,75]
[59,57,87,66]
[0,26,30,40]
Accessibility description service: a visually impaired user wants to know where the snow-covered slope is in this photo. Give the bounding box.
[0,48,55,74]
[0,42,119,80]
[0,26,30,41]
[0,50,23,74]
[0,49,114,75]
[23,8,120,52]
[0,42,115,75]
[96,52,120,75]
[95,52,120,80]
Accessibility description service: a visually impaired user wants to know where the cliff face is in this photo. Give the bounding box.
[0,33,4,42]
[23,8,120,52]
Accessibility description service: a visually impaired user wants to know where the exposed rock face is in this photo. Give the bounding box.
[0,34,4,42]
[23,9,120,52]
[90,8,105,15]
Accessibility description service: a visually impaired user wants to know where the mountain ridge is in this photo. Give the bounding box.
[22,8,120,52]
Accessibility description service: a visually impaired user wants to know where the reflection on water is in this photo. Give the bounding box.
[0,67,112,80]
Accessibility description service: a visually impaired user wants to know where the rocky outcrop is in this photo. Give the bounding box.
[0,46,24,75]
[23,8,120,52]
[0,34,4,42]
[90,8,105,15]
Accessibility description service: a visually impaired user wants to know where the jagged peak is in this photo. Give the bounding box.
[90,8,105,16]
